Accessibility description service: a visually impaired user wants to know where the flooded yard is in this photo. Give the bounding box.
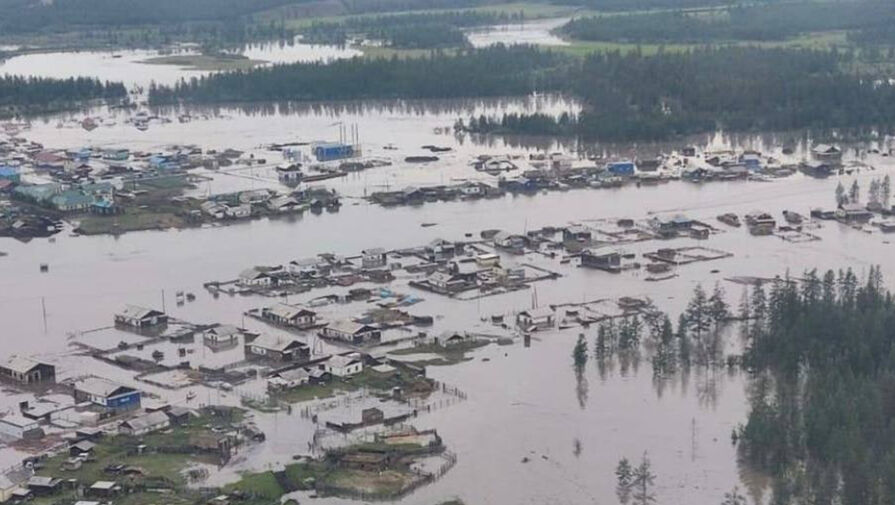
[1,84,894,504]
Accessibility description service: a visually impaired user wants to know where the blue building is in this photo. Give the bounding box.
[0,166,20,183]
[73,377,141,413]
[607,161,637,176]
[741,153,762,171]
[313,142,355,162]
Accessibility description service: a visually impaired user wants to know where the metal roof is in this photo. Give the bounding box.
[1,356,47,374]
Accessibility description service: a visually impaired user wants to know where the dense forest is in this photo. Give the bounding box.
[302,11,521,49]
[464,47,895,140]
[560,1,895,43]
[0,0,305,34]
[149,45,895,140]
[552,0,771,11]
[736,268,895,505]
[0,0,497,36]
[0,76,126,116]
[148,45,568,103]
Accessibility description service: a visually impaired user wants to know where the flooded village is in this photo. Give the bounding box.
[3,99,895,504]
[3,6,895,505]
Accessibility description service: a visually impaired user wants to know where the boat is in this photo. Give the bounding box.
[717,213,741,227]
[783,210,804,225]
[135,121,149,132]
[186,391,197,401]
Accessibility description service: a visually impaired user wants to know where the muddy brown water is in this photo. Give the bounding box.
[1,94,894,503]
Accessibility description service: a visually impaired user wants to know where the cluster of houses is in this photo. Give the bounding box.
[266,352,366,392]
[0,401,254,504]
[232,247,393,294]
[368,144,854,210]
[199,186,340,221]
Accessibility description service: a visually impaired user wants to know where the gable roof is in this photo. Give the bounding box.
[249,334,306,353]
[239,267,271,281]
[120,411,169,431]
[1,356,49,374]
[265,303,315,321]
[117,305,164,320]
[275,368,310,382]
[520,307,554,319]
[327,354,362,368]
[205,324,241,338]
[326,320,375,336]
[75,377,136,398]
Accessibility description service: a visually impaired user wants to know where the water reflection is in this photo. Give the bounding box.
[574,368,589,410]
[162,93,581,121]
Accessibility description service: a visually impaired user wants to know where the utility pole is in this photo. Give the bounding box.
[41,297,47,333]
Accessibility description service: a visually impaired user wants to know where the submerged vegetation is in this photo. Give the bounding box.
[0,75,126,117]
[465,47,895,140]
[736,267,895,505]
[302,11,523,49]
[147,45,567,103]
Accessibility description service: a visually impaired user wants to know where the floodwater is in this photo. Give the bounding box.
[2,32,895,502]
[0,39,360,88]
[2,96,895,501]
[466,17,571,48]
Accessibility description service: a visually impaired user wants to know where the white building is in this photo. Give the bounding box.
[325,354,364,377]
[0,414,43,440]
[238,268,274,287]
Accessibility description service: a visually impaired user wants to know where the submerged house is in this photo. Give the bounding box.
[73,378,141,413]
[580,250,622,273]
[244,334,310,362]
[114,305,167,329]
[812,144,842,161]
[606,161,637,176]
[516,307,556,331]
[563,225,592,244]
[260,303,317,329]
[324,353,364,377]
[267,368,311,391]
[837,203,873,223]
[0,357,55,385]
[361,248,387,269]
[202,325,243,348]
[492,231,527,252]
[238,267,275,287]
[321,320,381,344]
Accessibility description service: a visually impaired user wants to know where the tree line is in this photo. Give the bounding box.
[0,0,302,34]
[466,46,895,140]
[302,10,522,49]
[0,75,126,116]
[560,1,895,44]
[147,45,895,140]
[734,267,895,504]
[147,45,568,104]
